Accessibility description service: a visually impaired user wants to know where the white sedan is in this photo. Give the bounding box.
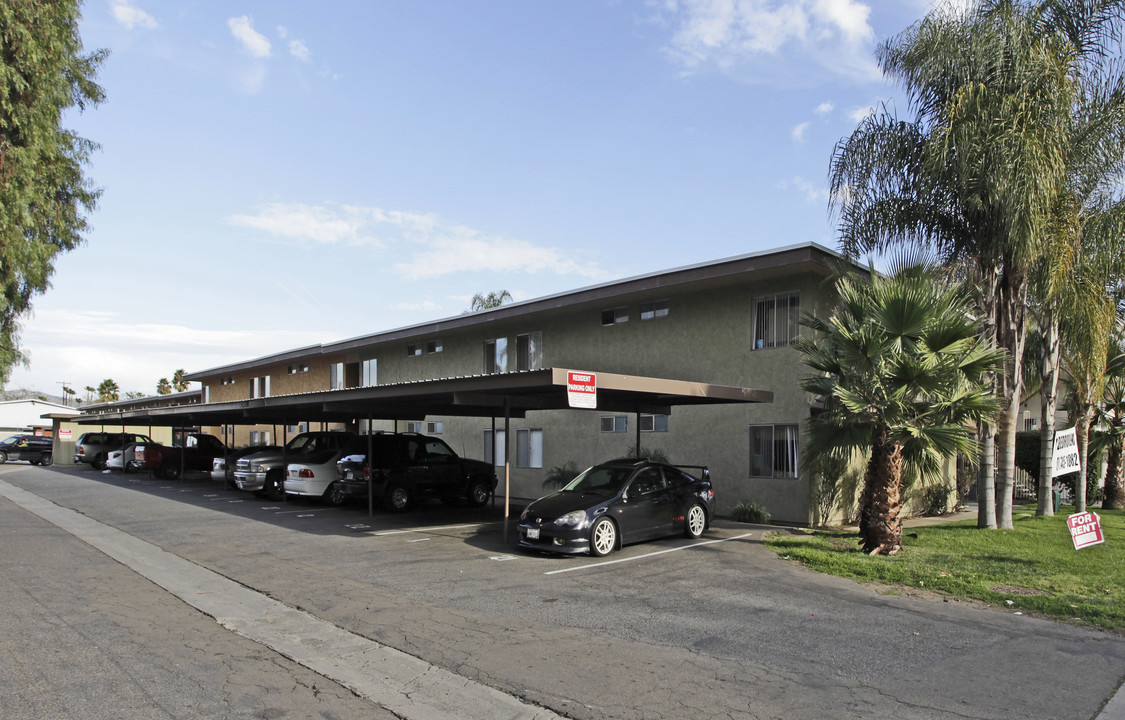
[106,443,144,472]
[284,438,365,501]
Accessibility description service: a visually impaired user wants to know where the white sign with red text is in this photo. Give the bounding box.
[567,371,597,409]
[1067,512,1105,551]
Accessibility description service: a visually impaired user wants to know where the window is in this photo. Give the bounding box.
[517,429,543,468]
[753,292,800,349]
[601,307,628,325]
[221,376,236,386]
[640,414,669,432]
[249,430,272,445]
[484,338,508,374]
[640,299,669,320]
[362,359,377,387]
[600,416,627,433]
[426,340,443,354]
[483,429,506,466]
[407,344,422,357]
[405,421,423,433]
[286,423,309,434]
[250,375,270,399]
[515,331,542,372]
[426,421,443,434]
[330,362,345,390]
[749,424,799,478]
[287,363,308,374]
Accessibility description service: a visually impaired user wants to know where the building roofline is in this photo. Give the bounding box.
[185,242,852,381]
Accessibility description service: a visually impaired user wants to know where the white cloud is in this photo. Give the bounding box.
[779,175,828,203]
[815,101,835,114]
[111,0,157,30]
[849,104,875,122]
[228,16,271,58]
[226,202,607,282]
[289,40,311,62]
[661,0,881,83]
[791,121,811,142]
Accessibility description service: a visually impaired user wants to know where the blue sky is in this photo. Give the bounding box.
[13,0,936,399]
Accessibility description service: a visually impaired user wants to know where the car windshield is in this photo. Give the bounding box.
[562,466,634,496]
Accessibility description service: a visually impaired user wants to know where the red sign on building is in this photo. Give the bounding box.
[567,371,597,409]
[1067,512,1105,551]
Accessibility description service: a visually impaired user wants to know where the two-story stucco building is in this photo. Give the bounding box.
[178,243,859,524]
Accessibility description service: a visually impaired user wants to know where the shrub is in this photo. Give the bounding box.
[542,461,581,490]
[730,501,771,524]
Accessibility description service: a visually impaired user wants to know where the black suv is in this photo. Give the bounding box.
[333,432,497,511]
[0,434,53,465]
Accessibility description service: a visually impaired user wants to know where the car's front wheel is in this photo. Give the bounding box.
[384,483,410,512]
[93,454,107,471]
[685,503,707,539]
[264,472,286,501]
[161,461,181,481]
[466,479,490,507]
[589,517,617,557]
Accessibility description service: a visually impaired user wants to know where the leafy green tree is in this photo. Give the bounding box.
[828,0,1125,529]
[96,378,119,403]
[0,1,106,385]
[172,369,188,392]
[468,290,512,313]
[797,258,1003,554]
[156,378,172,395]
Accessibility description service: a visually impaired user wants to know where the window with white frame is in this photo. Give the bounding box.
[221,376,236,385]
[600,416,627,433]
[640,414,669,432]
[517,428,543,468]
[753,292,800,349]
[287,363,308,374]
[601,307,628,325]
[250,375,270,399]
[407,345,422,357]
[405,421,423,433]
[330,362,345,390]
[286,423,309,434]
[515,331,542,372]
[426,421,443,434]
[483,429,506,466]
[640,299,669,320]
[362,358,377,387]
[484,338,508,374]
[749,424,799,478]
[426,340,443,354]
[249,430,272,445]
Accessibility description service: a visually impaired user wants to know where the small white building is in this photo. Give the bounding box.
[0,399,79,436]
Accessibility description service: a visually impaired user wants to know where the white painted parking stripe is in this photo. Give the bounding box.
[374,523,485,536]
[543,532,756,575]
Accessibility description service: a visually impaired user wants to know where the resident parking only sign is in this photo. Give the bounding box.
[1067,512,1105,551]
[567,371,596,409]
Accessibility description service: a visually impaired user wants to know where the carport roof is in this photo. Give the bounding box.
[74,368,772,427]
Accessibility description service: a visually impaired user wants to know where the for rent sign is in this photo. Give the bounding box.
[1051,427,1082,478]
[567,371,597,409]
[1067,512,1105,551]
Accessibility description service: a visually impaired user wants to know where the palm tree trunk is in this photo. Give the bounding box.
[1103,436,1124,510]
[995,270,1029,530]
[1037,318,1061,516]
[1075,409,1092,513]
[978,422,997,528]
[863,424,904,555]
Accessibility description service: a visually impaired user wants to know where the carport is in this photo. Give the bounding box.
[73,367,773,531]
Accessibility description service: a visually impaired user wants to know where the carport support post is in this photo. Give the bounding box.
[635,410,641,458]
[503,397,511,543]
[367,414,374,519]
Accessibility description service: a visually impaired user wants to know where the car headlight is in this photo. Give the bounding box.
[555,510,586,528]
[251,462,269,473]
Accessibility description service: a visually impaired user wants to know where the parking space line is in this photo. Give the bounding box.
[273,509,319,515]
[543,532,756,575]
[373,523,486,536]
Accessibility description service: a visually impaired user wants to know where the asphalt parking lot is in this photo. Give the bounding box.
[4,464,1125,720]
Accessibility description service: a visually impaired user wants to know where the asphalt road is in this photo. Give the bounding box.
[2,464,1123,720]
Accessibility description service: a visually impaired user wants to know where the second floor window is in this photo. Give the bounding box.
[250,375,270,399]
[516,331,542,371]
[484,338,508,374]
[754,292,800,349]
[330,363,345,390]
[362,359,377,387]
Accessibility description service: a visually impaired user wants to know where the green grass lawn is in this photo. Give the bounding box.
[764,506,1125,635]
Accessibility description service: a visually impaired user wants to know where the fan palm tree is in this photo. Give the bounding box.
[797,258,1003,555]
[829,0,1125,529]
[1096,358,1125,509]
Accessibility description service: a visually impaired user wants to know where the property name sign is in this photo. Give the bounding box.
[1052,427,1081,478]
[1067,512,1105,551]
[567,371,597,409]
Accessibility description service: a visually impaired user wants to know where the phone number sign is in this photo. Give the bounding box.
[1067,512,1105,551]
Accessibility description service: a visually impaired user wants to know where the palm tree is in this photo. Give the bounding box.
[829,0,1125,529]
[797,258,1003,554]
[172,368,188,392]
[156,378,172,395]
[1096,356,1125,509]
[468,290,512,313]
[96,378,119,403]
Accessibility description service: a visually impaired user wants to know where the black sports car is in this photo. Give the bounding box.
[518,458,714,556]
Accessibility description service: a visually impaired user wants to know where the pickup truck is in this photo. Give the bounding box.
[138,433,227,480]
[233,431,356,500]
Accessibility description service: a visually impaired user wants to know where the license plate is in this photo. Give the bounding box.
[526,528,540,540]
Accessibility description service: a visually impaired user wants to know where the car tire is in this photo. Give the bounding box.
[40,454,53,467]
[685,503,707,539]
[383,483,410,512]
[466,479,490,507]
[264,472,286,501]
[327,482,346,506]
[161,461,181,481]
[589,517,617,557]
[93,454,107,471]
[0,452,7,464]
